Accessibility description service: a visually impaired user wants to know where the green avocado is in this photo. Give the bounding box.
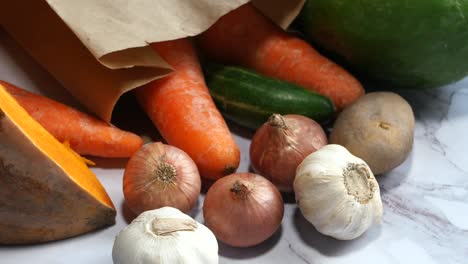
[297,0,468,88]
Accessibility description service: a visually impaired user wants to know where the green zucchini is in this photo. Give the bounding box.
[203,63,335,130]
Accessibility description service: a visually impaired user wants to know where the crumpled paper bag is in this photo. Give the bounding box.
[0,0,304,122]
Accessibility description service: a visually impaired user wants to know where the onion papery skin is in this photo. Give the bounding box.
[250,114,327,192]
[123,142,201,215]
[203,173,284,247]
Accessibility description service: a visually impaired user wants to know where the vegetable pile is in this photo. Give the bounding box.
[2,0,431,262]
[197,3,364,111]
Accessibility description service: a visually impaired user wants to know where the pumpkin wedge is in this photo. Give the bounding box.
[0,83,116,244]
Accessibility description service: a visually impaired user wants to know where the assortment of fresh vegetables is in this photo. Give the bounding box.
[204,63,335,130]
[330,92,415,175]
[250,114,327,192]
[123,142,201,215]
[203,173,284,247]
[197,3,365,110]
[112,207,218,264]
[294,145,383,240]
[2,0,428,261]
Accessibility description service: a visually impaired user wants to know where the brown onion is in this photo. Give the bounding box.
[203,173,284,247]
[123,142,201,215]
[250,114,327,192]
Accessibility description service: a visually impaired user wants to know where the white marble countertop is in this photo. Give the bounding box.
[1,29,467,264]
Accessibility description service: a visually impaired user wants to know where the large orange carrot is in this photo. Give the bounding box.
[197,3,364,110]
[134,38,240,180]
[0,80,143,158]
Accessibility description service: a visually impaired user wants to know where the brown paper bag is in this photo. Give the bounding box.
[0,0,304,122]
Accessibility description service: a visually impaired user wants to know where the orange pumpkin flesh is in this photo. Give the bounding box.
[0,83,115,244]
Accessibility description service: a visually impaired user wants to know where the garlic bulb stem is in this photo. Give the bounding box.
[343,163,376,204]
[151,218,197,236]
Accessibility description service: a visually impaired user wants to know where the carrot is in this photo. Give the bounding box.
[0,80,143,158]
[134,38,240,180]
[196,3,364,110]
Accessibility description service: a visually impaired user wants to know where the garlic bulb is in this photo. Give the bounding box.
[112,207,218,264]
[294,144,383,240]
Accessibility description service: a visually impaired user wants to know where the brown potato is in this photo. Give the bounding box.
[330,92,415,175]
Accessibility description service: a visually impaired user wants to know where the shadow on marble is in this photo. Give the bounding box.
[292,208,382,257]
[121,201,137,224]
[377,148,413,192]
[120,194,202,225]
[227,120,255,140]
[200,167,257,195]
[404,89,454,123]
[281,191,296,204]
[0,221,117,250]
[111,92,164,144]
[90,157,129,169]
[188,198,202,219]
[247,164,256,174]
[218,225,283,259]
[201,177,216,194]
